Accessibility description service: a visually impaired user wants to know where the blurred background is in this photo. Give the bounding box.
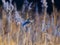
[0,0,60,45]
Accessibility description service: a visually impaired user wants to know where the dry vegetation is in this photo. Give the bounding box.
[0,6,60,45]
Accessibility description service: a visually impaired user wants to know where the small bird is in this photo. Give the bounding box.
[14,10,34,27]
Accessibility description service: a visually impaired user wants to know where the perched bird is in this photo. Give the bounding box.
[14,7,34,27]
